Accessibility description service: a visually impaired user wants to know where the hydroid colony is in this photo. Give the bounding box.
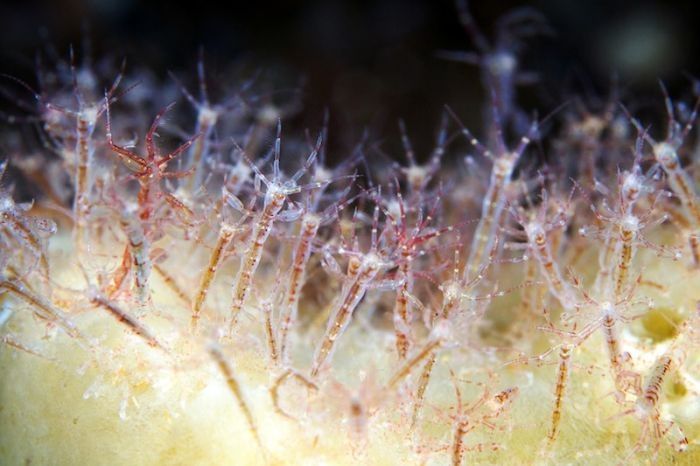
[1,2,700,465]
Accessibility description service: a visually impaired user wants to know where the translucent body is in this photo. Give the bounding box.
[229,124,321,330]
[105,99,199,230]
[89,294,164,350]
[230,192,285,327]
[449,107,537,284]
[192,224,236,324]
[618,355,689,461]
[120,214,151,305]
[278,214,319,364]
[207,345,265,455]
[546,344,572,443]
[311,254,382,377]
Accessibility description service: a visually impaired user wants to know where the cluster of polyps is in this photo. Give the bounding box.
[608,351,691,463]
[2,5,700,465]
[227,125,324,331]
[0,161,55,280]
[626,87,700,267]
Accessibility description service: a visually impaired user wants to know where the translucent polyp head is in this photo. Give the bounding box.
[653,142,679,170]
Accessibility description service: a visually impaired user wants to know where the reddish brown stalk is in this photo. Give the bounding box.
[192,224,236,325]
[208,345,265,455]
[153,264,190,305]
[278,214,319,364]
[90,295,165,351]
[546,344,572,444]
[0,281,82,341]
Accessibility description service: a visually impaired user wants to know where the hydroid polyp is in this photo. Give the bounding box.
[1,2,700,465]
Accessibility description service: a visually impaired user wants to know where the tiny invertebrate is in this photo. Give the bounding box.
[277,212,320,362]
[89,293,165,351]
[2,10,700,465]
[387,319,452,389]
[519,257,545,318]
[105,96,200,230]
[310,200,396,378]
[208,344,265,455]
[587,199,675,300]
[578,141,677,299]
[587,157,646,296]
[169,51,251,192]
[508,187,577,310]
[66,55,126,252]
[542,273,651,401]
[627,85,700,265]
[274,118,364,361]
[434,232,508,325]
[411,349,437,428]
[191,189,252,326]
[348,394,368,445]
[0,279,83,341]
[411,235,520,425]
[1,160,56,279]
[276,171,357,364]
[97,176,185,307]
[261,299,279,363]
[229,123,323,330]
[119,211,151,305]
[1,53,127,253]
[445,0,549,127]
[385,186,449,359]
[615,354,689,462]
[1,333,51,360]
[392,114,448,200]
[555,85,627,190]
[546,343,573,444]
[507,340,586,449]
[192,222,237,321]
[448,106,538,284]
[152,264,190,305]
[441,370,518,466]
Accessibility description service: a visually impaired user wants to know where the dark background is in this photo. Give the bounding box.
[1,0,700,160]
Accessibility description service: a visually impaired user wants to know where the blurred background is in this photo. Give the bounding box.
[1,0,700,160]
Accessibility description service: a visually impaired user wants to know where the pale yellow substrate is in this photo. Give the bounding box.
[1,231,700,465]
